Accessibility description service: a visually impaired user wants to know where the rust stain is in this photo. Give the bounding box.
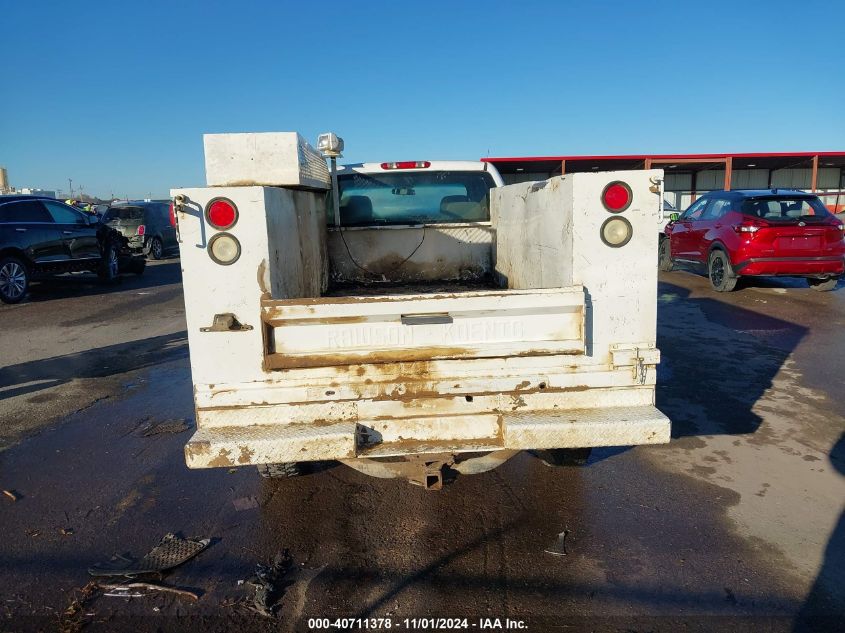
[271,315,372,326]
[237,445,255,464]
[356,437,502,456]
[257,259,270,296]
[265,347,580,371]
[207,448,235,468]
[515,380,531,390]
[185,440,212,456]
[265,346,472,369]
[198,381,600,413]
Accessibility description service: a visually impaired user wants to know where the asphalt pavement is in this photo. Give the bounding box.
[0,264,843,632]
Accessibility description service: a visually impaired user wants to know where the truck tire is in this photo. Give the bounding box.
[98,242,120,282]
[658,238,674,272]
[708,250,737,292]
[0,256,30,304]
[535,448,592,467]
[257,462,303,478]
[147,237,163,260]
[807,277,838,292]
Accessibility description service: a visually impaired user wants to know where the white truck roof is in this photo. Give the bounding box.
[337,160,504,185]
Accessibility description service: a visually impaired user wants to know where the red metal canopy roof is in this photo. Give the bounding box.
[482,151,845,179]
[482,151,845,163]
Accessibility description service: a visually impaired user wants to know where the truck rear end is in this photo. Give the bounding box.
[172,132,670,488]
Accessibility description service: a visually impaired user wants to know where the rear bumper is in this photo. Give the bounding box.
[127,236,146,254]
[734,256,844,277]
[183,405,671,469]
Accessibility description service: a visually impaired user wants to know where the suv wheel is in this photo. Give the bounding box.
[658,238,674,272]
[98,243,120,282]
[0,256,29,304]
[807,277,838,292]
[708,250,737,292]
[148,237,163,260]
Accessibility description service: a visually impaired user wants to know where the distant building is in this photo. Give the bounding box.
[18,187,56,198]
[0,167,57,198]
[484,151,845,213]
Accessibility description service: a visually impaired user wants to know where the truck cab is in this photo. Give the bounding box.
[172,131,670,489]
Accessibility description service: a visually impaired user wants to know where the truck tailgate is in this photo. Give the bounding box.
[262,286,585,369]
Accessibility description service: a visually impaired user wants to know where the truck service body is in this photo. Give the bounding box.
[172,132,670,488]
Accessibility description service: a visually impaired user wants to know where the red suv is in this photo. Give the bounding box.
[660,189,845,292]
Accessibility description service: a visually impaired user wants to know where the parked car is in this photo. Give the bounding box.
[659,189,845,292]
[0,195,145,304]
[104,200,177,260]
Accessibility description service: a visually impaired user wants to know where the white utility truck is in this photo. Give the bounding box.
[172,131,670,489]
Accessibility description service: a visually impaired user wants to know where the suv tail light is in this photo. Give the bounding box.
[169,202,176,227]
[733,219,767,234]
[380,161,431,169]
[137,224,145,236]
[205,198,239,230]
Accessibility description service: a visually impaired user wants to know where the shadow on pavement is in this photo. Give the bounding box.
[655,280,807,439]
[667,265,844,292]
[23,260,182,303]
[0,330,188,401]
[794,432,845,631]
[586,280,808,468]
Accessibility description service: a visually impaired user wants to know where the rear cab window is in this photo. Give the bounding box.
[335,170,496,226]
[741,196,832,222]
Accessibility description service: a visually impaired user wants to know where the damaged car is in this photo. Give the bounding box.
[0,195,145,304]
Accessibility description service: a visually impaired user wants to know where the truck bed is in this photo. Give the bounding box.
[324,279,501,298]
[261,284,586,369]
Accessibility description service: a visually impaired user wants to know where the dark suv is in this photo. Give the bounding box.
[0,195,145,304]
[104,200,177,260]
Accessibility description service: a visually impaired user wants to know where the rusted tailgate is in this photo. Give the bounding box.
[262,286,585,369]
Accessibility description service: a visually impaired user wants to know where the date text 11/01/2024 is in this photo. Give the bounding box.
[307,618,528,630]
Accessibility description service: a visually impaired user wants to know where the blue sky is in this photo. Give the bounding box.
[2,0,843,199]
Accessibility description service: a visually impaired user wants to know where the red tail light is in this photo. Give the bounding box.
[137,224,145,236]
[601,181,632,212]
[169,202,176,227]
[733,219,767,234]
[380,161,431,169]
[205,198,238,230]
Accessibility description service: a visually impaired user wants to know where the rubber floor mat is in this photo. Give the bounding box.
[88,533,210,577]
